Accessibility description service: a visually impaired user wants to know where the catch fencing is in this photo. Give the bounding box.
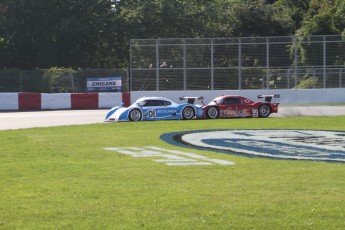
[130,35,345,91]
[0,69,129,93]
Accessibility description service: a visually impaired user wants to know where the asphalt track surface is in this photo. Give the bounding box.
[1,106,345,130]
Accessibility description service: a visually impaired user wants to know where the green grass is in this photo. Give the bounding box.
[1,116,345,229]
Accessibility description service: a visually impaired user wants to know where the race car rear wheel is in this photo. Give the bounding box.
[182,106,195,120]
[258,104,271,118]
[207,107,219,119]
[128,109,142,121]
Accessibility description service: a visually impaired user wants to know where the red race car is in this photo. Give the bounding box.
[204,94,280,119]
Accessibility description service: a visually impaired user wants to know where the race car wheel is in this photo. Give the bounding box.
[258,104,271,118]
[128,109,142,121]
[182,106,195,120]
[207,107,219,119]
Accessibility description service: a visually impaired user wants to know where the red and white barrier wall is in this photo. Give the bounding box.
[0,92,130,111]
[1,88,345,111]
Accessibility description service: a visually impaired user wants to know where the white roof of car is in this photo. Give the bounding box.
[135,97,173,102]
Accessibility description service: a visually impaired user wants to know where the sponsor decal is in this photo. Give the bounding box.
[157,109,177,114]
[223,109,250,117]
[244,99,251,104]
[223,110,235,116]
[161,129,345,163]
[104,146,235,166]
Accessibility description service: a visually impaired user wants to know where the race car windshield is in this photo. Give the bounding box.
[137,101,146,106]
[213,97,223,104]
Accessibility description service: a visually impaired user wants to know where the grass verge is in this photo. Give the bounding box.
[1,116,345,229]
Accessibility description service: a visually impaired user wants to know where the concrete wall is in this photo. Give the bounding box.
[131,89,345,105]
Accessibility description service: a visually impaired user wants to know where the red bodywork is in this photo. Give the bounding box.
[204,95,280,118]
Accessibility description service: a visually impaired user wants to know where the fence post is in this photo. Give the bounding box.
[238,38,242,90]
[323,35,326,89]
[312,67,316,89]
[183,39,187,91]
[340,68,343,88]
[294,37,298,89]
[19,71,23,92]
[70,71,75,93]
[287,69,290,89]
[266,37,270,89]
[129,40,133,91]
[211,38,214,90]
[156,39,159,91]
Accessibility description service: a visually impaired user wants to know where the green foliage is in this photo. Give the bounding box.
[0,0,344,69]
[1,0,119,69]
[297,75,320,89]
[1,117,345,228]
[41,67,75,93]
[297,0,345,36]
[0,69,45,92]
[273,0,310,29]
[226,0,295,37]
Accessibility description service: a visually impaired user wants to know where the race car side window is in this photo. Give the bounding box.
[156,100,165,106]
[223,98,241,105]
[155,100,164,106]
[144,100,168,106]
[143,100,155,106]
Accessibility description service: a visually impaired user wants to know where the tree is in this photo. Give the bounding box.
[204,0,295,38]
[296,0,345,66]
[273,0,310,30]
[297,0,345,36]
[0,0,120,69]
[114,0,217,39]
[229,0,295,37]
[0,2,10,67]
[1,0,344,70]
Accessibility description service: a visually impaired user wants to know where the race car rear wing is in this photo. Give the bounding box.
[179,96,204,105]
[258,94,280,102]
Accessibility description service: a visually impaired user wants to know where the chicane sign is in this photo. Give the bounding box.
[87,77,122,92]
[161,130,345,162]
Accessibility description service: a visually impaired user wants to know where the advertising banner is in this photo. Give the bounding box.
[87,77,122,92]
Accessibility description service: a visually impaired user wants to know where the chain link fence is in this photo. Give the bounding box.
[130,35,345,91]
[1,35,343,93]
[0,68,129,93]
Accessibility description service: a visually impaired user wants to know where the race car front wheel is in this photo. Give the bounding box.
[207,107,219,119]
[182,106,195,120]
[128,109,142,121]
[259,104,271,118]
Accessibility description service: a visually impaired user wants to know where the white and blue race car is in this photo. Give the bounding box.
[105,96,205,122]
